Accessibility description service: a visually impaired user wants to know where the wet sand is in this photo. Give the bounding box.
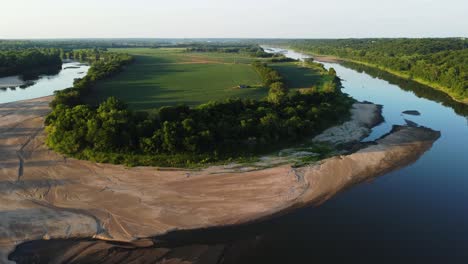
[0,97,440,263]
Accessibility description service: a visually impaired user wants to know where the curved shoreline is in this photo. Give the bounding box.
[0,97,440,263]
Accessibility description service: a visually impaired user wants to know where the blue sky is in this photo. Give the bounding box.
[2,0,467,38]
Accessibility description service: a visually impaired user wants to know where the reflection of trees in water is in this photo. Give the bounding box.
[341,61,468,118]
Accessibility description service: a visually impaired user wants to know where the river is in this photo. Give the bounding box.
[0,61,90,104]
[240,47,468,263]
[7,49,468,263]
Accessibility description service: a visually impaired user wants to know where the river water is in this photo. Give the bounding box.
[0,61,89,104]
[7,50,468,263]
[243,47,468,263]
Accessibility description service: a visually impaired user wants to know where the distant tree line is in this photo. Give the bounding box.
[0,39,172,50]
[45,50,352,167]
[186,44,297,62]
[186,44,261,54]
[280,38,468,101]
[0,49,62,78]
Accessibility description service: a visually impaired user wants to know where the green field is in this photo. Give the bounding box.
[270,62,333,90]
[87,48,268,110]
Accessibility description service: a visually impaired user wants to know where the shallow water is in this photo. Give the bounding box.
[0,61,89,104]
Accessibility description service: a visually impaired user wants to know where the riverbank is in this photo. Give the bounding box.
[0,97,440,263]
[306,52,468,105]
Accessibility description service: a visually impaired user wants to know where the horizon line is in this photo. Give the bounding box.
[1,36,467,41]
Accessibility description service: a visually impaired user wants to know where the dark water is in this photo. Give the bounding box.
[0,61,89,104]
[10,50,468,263]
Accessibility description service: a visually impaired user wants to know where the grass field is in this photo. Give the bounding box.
[87,48,268,110]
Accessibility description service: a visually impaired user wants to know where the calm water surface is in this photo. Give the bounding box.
[0,61,89,104]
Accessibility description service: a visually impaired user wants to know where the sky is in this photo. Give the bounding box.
[1,0,467,39]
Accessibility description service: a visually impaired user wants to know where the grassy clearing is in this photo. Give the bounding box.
[86,48,267,110]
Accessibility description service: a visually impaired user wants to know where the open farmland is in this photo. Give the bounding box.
[86,48,268,110]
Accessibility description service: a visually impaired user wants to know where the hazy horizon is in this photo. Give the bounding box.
[2,0,467,39]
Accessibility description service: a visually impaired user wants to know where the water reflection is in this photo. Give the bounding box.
[340,61,468,118]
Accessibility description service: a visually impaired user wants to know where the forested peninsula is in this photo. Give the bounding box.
[45,48,352,167]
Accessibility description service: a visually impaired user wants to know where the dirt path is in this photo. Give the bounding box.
[0,97,440,263]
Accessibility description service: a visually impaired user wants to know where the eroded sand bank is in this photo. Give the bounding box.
[0,97,440,263]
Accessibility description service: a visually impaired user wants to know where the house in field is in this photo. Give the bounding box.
[238,84,249,89]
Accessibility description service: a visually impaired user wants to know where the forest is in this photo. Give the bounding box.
[45,48,351,167]
[279,38,468,101]
[0,48,62,78]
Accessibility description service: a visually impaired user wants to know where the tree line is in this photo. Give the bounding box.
[186,44,261,54]
[51,50,133,108]
[186,44,297,62]
[45,50,352,167]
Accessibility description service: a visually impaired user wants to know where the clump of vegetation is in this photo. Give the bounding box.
[45,48,353,167]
